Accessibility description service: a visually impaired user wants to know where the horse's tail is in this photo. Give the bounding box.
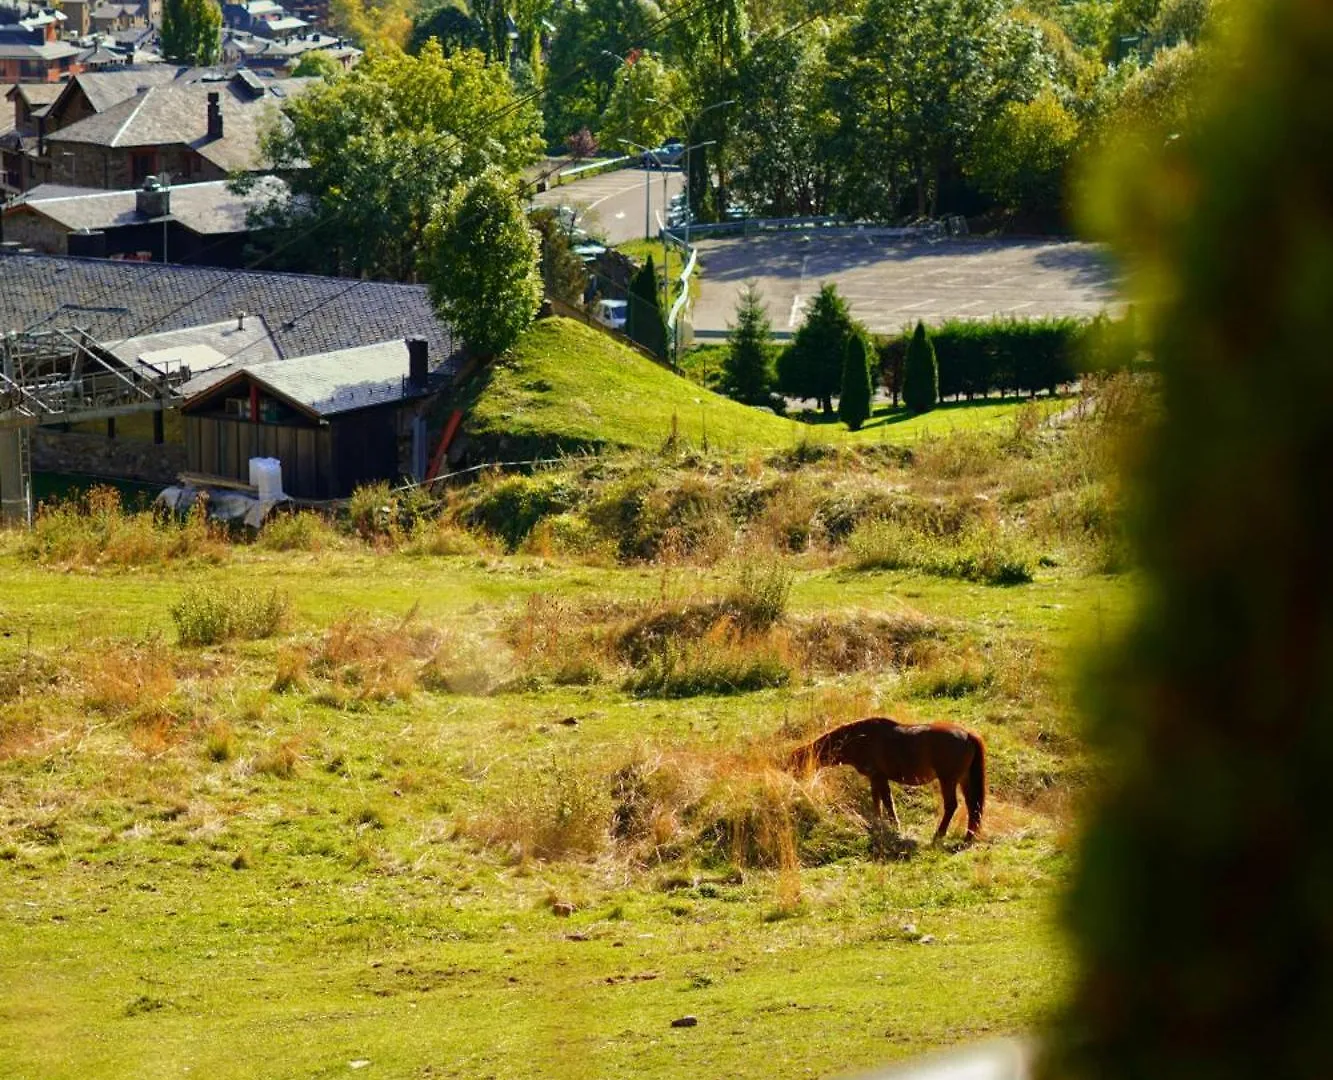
[964,734,986,839]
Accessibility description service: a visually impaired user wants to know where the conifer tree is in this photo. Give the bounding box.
[902,320,939,413]
[721,282,775,406]
[777,283,859,414]
[838,333,873,430]
[626,255,666,357]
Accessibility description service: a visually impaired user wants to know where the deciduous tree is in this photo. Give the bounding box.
[420,169,543,358]
[247,41,542,280]
[161,0,221,65]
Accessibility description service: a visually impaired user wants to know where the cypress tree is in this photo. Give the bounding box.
[838,334,873,430]
[625,255,666,358]
[902,320,939,414]
[721,282,775,406]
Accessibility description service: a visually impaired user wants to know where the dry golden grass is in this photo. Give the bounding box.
[81,639,176,717]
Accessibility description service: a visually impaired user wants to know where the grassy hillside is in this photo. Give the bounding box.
[0,387,1148,1078]
[460,318,1056,457]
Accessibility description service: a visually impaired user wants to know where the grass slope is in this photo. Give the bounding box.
[463,318,1052,456]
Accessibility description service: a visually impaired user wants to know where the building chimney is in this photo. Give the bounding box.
[237,310,247,330]
[206,91,223,139]
[406,337,428,391]
[136,174,169,218]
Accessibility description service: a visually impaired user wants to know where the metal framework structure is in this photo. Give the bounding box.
[0,328,187,523]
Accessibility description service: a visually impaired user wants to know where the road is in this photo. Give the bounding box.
[689,230,1121,338]
[531,167,685,247]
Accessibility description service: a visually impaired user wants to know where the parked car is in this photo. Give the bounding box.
[595,298,628,330]
[641,141,685,168]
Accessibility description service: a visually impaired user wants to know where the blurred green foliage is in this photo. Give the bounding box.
[1048,0,1333,1073]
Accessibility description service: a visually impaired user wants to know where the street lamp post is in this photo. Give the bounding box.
[683,99,734,245]
[619,138,659,242]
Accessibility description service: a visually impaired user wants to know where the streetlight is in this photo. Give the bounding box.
[683,99,734,244]
[619,137,659,242]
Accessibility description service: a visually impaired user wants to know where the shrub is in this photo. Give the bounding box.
[622,629,792,698]
[847,519,1035,585]
[25,487,226,567]
[838,334,874,431]
[724,561,792,632]
[171,586,291,646]
[460,472,576,551]
[257,511,338,552]
[902,321,939,414]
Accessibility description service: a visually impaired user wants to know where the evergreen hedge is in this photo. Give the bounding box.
[878,313,1139,402]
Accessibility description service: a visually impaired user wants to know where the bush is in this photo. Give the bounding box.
[171,586,292,646]
[902,321,939,414]
[258,511,337,552]
[25,487,225,567]
[838,334,873,431]
[847,518,1035,585]
[460,472,576,550]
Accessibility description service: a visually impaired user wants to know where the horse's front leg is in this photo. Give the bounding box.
[872,776,900,833]
[934,780,958,844]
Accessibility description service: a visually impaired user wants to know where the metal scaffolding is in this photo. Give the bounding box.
[0,328,188,523]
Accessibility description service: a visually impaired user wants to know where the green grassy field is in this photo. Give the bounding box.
[0,375,1141,1078]
[462,318,1062,458]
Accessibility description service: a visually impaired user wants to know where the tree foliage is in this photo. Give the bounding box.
[838,333,873,430]
[290,50,342,79]
[1047,0,1333,1074]
[825,0,1047,219]
[599,52,682,152]
[420,169,542,358]
[408,2,485,55]
[160,0,221,65]
[969,90,1080,216]
[721,282,775,406]
[729,23,836,217]
[625,255,667,358]
[529,208,590,307]
[542,0,663,144]
[250,41,542,280]
[902,321,939,413]
[777,283,859,415]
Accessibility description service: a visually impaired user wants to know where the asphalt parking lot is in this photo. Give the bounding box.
[689,230,1121,338]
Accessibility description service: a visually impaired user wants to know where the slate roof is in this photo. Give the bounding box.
[9,176,289,235]
[0,40,82,59]
[108,317,283,385]
[6,82,64,108]
[56,65,187,115]
[47,75,311,173]
[0,251,460,369]
[196,339,429,417]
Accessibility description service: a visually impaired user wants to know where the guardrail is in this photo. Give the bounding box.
[554,155,632,184]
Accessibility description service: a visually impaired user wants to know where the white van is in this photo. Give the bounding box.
[595,298,628,331]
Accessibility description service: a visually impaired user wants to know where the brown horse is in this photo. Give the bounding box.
[789,717,986,843]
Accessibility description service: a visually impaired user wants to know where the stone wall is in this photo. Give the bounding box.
[46,142,222,190]
[1,209,67,254]
[32,429,185,486]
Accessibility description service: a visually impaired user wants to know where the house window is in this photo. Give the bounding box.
[130,150,157,184]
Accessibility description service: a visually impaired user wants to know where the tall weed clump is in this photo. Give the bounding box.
[848,518,1035,585]
[171,586,291,646]
[25,487,226,567]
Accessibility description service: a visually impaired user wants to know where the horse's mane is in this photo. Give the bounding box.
[794,717,903,768]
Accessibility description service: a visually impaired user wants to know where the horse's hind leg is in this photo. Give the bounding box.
[934,780,958,844]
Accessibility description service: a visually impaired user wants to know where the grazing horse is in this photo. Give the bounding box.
[789,717,987,843]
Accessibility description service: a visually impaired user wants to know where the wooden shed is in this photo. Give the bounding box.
[181,338,435,499]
